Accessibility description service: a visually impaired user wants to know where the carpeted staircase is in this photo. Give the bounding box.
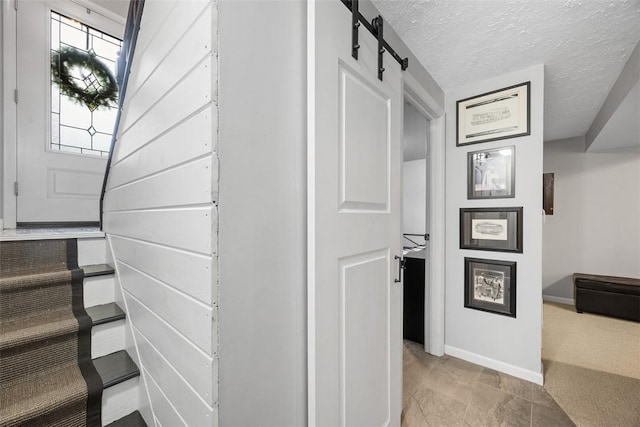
[0,238,144,427]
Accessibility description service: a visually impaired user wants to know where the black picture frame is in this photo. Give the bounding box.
[460,207,523,253]
[468,146,515,199]
[456,82,531,147]
[464,257,516,318]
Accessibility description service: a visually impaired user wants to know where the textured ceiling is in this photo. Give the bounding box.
[371,0,640,141]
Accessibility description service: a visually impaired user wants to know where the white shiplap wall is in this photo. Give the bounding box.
[103,1,218,425]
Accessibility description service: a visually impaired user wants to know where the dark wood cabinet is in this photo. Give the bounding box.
[403,251,425,345]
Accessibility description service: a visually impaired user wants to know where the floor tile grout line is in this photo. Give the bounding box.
[530,401,533,427]
[412,395,430,425]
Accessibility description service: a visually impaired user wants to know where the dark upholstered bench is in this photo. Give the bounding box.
[574,273,640,322]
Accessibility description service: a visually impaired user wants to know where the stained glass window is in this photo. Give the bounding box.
[50,11,122,157]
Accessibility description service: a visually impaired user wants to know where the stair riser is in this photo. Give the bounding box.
[92,320,126,359]
[102,377,140,426]
[78,237,109,266]
[78,238,139,426]
[85,276,116,307]
[80,237,141,426]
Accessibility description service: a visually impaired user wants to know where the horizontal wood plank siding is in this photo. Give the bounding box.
[117,58,213,161]
[118,262,214,353]
[145,371,188,427]
[107,109,214,190]
[104,207,216,255]
[127,2,209,102]
[103,0,218,425]
[109,236,214,305]
[122,5,213,130]
[130,1,175,56]
[133,328,213,426]
[125,294,215,404]
[104,157,214,212]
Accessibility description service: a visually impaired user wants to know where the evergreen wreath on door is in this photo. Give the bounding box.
[51,46,118,111]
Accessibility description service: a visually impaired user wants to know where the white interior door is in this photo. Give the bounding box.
[308,1,404,425]
[16,1,124,224]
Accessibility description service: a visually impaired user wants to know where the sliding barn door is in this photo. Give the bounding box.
[308,1,404,425]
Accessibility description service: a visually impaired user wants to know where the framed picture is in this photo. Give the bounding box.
[468,146,515,199]
[543,173,554,215]
[460,207,523,253]
[464,257,516,318]
[457,82,530,146]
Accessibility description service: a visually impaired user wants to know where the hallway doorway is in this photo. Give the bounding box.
[401,100,430,350]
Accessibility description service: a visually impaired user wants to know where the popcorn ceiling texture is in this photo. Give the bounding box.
[372,0,640,141]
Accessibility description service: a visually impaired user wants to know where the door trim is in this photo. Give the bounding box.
[306,1,317,423]
[2,0,18,229]
[403,72,446,357]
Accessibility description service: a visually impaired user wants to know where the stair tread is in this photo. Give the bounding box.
[93,350,140,389]
[105,411,147,427]
[87,303,125,326]
[82,264,115,277]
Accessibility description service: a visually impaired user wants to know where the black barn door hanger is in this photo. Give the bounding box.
[343,0,408,81]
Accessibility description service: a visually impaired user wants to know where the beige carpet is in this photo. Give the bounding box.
[543,302,640,427]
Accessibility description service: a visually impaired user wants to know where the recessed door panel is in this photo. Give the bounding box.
[340,251,390,426]
[48,168,103,199]
[339,64,390,213]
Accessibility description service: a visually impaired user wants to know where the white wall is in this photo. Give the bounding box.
[543,137,640,302]
[217,1,307,425]
[444,65,545,384]
[403,100,428,250]
[103,1,218,426]
[403,102,428,161]
[1,0,13,228]
[0,3,4,226]
[403,160,426,244]
[403,102,428,247]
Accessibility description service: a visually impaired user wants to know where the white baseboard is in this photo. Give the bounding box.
[444,345,543,385]
[542,295,574,306]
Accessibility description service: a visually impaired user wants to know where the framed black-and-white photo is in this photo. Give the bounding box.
[457,82,530,146]
[460,207,523,253]
[468,146,515,199]
[464,257,516,318]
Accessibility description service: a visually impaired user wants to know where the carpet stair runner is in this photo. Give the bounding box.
[0,239,144,427]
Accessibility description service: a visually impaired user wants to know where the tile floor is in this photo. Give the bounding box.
[402,340,575,427]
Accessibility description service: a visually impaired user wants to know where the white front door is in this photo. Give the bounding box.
[308,1,404,425]
[16,1,124,224]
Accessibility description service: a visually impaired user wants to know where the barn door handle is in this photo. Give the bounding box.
[394,255,406,283]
